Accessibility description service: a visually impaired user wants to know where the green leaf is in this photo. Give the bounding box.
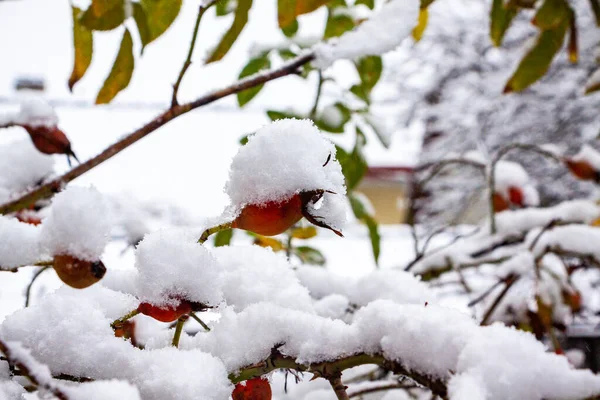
[237,54,271,107]
[336,128,367,190]
[68,6,93,91]
[278,0,332,29]
[266,110,302,121]
[96,29,134,104]
[132,3,151,53]
[532,0,571,30]
[314,102,351,133]
[349,193,380,265]
[504,16,569,93]
[139,0,182,45]
[207,0,253,63]
[490,0,517,46]
[282,18,299,37]
[239,134,251,145]
[324,11,354,39]
[590,0,600,26]
[278,48,298,60]
[214,228,234,247]
[355,0,374,9]
[356,56,382,93]
[412,8,429,41]
[350,84,369,104]
[293,246,326,265]
[80,0,126,31]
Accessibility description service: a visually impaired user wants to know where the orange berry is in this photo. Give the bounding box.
[566,159,598,181]
[137,301,192,323]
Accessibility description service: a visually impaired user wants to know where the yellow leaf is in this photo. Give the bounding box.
[207,0,253,63]
[68,6,93,91]
[291,226,318,239]
[96,29,134,104]
[253,235,284,251]
[412,8,428,41]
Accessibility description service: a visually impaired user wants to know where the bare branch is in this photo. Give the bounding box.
[329,374,350,400]
[171,1,217,107]
[0,53,315,215]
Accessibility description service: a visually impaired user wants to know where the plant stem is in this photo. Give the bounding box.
[199,222,233,244]
[172,316,187,347]
[0,53,316,216]
[110,309,140,330]
[189,312,210,331]
[24,266,50,307]
[171,1,216,107]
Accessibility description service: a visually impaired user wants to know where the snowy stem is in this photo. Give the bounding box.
[0,339,70,400]
[172,316,187,347]
[0,52,316,215]
[198,222,233,244]
[329,374,350,400]
[171,1,216,107]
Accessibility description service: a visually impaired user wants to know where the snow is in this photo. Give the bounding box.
[494,160,539,207]
[452,323,600,400]
[226,118,346,207]
[135,228,223,307]
[64,380,141,400]
[0,139,55,204]
[41,186,112,261]
[212,245,314,311]
[312,0,420,69]
[571,144,600,171]
[295,267,434,306]
[1,340,53,386]
[0,216,42,269]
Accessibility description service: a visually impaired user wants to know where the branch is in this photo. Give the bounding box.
[416,158,486,188]
[0,53,315,215]
[480,274,518,325]
[329,374,350,400]
[230,350,448,399]
[0,338,70,400]
[171,1,216,107]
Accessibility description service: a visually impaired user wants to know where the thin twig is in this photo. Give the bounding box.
[199,221,234,244]
[171,1,217,107]
[309,71,324,119]
[480,275,518,325]
[417,158,486,188]
[24,266,50,307]
[0,53,316,215]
